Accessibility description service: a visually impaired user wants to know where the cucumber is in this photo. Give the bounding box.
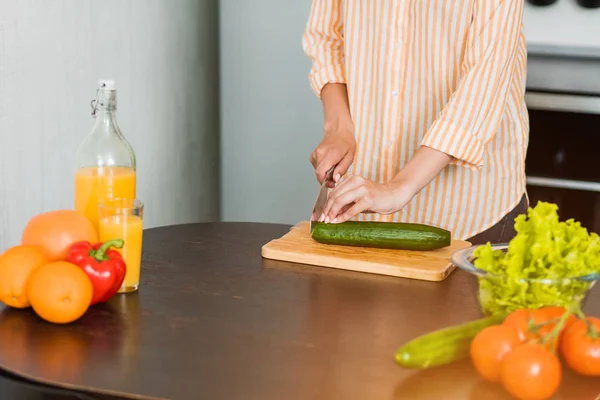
[395,314,505,369]
[311,221,451,251]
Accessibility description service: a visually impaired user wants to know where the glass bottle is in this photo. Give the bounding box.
[74,79,137,230]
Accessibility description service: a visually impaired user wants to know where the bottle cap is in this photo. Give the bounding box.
[98,79,116,90]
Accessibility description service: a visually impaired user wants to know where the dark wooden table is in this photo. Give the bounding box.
[0,222,599,400]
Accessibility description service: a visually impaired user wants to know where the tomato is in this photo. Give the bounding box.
[536,306,577,350]
[503,307,575,350]
[559,316,600,376]
[503,309,533,342]
[470,324,522,382]
[536,306,577,334]
[500,342,562,400]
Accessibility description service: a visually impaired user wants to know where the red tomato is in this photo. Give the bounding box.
[500,342,562,400]
[503,307,575,351]
[503,309,533,342]
[536,306,577,350]
[559,317,600,376]
[470,324,522,382]
[536,306,577,333]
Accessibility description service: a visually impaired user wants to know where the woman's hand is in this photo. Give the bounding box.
[311,83,356,186]
[310,129,356,186]
[320,175,414,223]
[319,146,453,223]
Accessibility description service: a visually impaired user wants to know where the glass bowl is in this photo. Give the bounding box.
[451,243,600,317]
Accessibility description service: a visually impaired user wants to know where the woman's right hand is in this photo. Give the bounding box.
[310,126,356,186]
[310,83,356,186]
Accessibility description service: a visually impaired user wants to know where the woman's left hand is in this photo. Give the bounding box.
[320,175,414,224]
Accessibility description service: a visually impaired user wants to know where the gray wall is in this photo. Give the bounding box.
[219,0,323,225]
[0,0,220,252]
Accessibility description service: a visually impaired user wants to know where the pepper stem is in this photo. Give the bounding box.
[91,239,125,261]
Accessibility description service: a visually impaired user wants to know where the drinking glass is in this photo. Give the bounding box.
[98,198,144,293]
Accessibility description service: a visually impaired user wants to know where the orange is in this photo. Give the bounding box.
[0,245,51,308]
[21,209,98,261]
[27,261,93,324]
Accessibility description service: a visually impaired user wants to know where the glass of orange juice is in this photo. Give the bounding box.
[98,198,144,293]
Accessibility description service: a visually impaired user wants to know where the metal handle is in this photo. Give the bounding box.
[526,176,600,193]
[525,91,600,115]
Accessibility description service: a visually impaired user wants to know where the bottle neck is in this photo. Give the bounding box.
[92,89,123,137]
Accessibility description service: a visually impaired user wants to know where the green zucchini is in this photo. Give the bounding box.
[395,314,505,369]
[311,221,451,251]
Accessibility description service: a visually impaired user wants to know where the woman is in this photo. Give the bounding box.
[302,0,529,244]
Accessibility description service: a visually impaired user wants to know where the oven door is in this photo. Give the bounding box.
[525,91,600,233]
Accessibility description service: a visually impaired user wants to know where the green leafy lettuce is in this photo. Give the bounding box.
[473,201,600,316]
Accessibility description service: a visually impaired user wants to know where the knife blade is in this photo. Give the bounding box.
[310,166,336,232]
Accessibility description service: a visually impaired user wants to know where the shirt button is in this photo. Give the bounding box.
[391,90,398,96]
[396,42,402,49]
[387,140,393,146]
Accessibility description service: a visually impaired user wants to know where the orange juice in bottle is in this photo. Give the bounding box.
[74,79,137,229]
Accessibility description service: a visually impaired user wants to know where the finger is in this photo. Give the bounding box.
[326,175,365,203]
[333,199,371,223]
[315,151,343,184]
[320,202,355,221]
[322,176,367,217]
[322,176,359,217]
[333,152,354,183]
[325,185,368,221]
[337,203,355,216]
[309,151,317,168]
[310,145,326,171]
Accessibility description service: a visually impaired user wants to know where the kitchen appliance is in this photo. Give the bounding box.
[527,0,600,7]
[523,0,600,232]
[576,0,600,9]
[524,90,600,234]
[524,0,600,58]
[527,0,559,6]
[261,221,471,282]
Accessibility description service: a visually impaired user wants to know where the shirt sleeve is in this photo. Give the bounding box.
[302,0,346,97]
[420,0,525,171]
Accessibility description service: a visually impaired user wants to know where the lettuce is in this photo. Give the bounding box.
[472,201,600,316]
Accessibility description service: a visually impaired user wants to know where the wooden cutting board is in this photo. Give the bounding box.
[261,221,472,282]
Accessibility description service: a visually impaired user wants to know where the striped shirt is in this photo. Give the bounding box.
[302,0,529,240]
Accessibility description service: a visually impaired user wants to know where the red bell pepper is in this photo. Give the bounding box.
[66,239,127,305]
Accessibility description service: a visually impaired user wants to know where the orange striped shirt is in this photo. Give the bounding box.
[302,0,529,240]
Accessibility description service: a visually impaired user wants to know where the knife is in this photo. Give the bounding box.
[310,166,336,232]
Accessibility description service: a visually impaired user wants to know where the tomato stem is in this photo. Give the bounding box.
[585,319,598,340]
[529,317,561,334]
[531,317,561,329]
[527,317,538,333]
[540,304,581,350]
[575,309,587,320]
